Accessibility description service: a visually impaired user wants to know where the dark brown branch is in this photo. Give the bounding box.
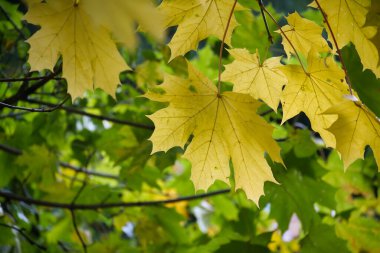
[258,0,273,44]
[0,71,61,109]
[59,162,118,180]
[70,210,87,253]
[0,143,118,180]
[25,98,154,130]
[313,0,353,95]
[0,189,231,210]
[0,76,63,83]
[70,183,88,253]
[0,95,69,112]
[0,223,47,251]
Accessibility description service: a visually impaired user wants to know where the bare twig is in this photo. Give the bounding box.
[0,76,63,83]
[0,143,118,180]
[25,98,154,130]
[0,95,69,112]
[0,223,47,251]
[218,0,238,93]
[70,182,88,253]
[314,0,353,95]
[0,189,231,210]
[258,0,273,44]
[0,71,61,109]
[70,210,87,253]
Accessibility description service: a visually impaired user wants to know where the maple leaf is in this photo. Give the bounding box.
[324,100,380,168]
[280,52,349,147]
[24,0,162,99]
[309,0,379,78]
[146,61,282,204]
[222,48,287,111]
[158,0,244,60]
[278,11,330,58]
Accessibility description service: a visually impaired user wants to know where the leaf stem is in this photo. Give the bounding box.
[314,0,353,95]
[258,0,273,44]
[218,0,238,93]
[259,3,308,74]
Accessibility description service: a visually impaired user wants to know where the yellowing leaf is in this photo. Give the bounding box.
[159,0,244,60]
[324,100,380,168]
[24,0,149,98]
[281,52,349,147]
[310,0,379,78]
[222,48,287,110]
[146,61,282,204]
[278,11,330,58]
[82,0,163,49]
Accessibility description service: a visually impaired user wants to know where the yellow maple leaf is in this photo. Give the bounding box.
[324,100,380,168]
[158,0,244,60]
[281,52,350,147]
[222,48,287,111]
[310,0,379,78]
[277,11,330,58]
[24,0,162,99]
[146,61,282,204]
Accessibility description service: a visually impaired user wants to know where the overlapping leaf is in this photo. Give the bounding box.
[278,11,330,58]
[222,48,287,110]
[24,0,162,99]
[324,100,380,168]
[310,0,379,78]
[146,61,282,203]
[158,0,244,60]
[280,52,349,147]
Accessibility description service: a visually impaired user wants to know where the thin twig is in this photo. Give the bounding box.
[0,71,61,109]
[25,98,154,130]
[0,76,63,83]
[258,0,273,44]
[0,95,69,112]
[0,143,119,180]
[70,182,88,253]
[0,223,47,251]
[0,6,26,40]
[70,210,87,253]
[313,0,353,95]
[260,3,308,73]
[218,0,238,93]
[0,189,231,210]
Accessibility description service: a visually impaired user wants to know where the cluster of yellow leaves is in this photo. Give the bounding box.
[24,0,380,203]
[146,62,281,204]
[24,0,163,99]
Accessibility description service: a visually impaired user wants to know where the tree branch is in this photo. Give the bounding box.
[0,189,231,210]
[0,71,61,109]
[0,143,118,180]
[25,98,154,130]
[0,95,69,112]
[0,223,47,251]
[0,76,63,83]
